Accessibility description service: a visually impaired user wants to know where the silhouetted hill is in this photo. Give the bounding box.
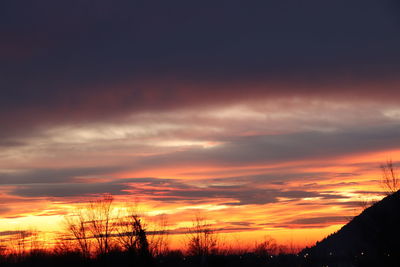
[303,190,400,266]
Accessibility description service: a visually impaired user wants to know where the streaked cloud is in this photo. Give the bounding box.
[1,0,399,247]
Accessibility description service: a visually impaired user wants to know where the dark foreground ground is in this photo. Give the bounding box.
[1,251,399,267]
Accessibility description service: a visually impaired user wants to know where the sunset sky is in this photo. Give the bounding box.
[1,1,400,249]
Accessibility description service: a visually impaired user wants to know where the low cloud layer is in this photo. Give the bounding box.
[1,1,400,136]
[1,1,399,240]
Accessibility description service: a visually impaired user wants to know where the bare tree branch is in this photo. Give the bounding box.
[381,159,399,195]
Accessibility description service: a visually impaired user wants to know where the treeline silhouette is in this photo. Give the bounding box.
[1,189,400,267]
[0,194,301,267]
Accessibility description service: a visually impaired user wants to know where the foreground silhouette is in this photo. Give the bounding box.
[302,190,400,267]
[1,191,400,267]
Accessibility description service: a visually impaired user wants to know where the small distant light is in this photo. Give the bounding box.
[361,252,364,256]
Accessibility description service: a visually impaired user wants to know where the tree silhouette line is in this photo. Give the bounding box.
[0,193,299,267]
[0,161,399,266]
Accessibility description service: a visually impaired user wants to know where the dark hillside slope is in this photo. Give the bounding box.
[303,190,400,266]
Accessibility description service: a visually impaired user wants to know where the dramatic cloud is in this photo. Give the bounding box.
[0,166,121,185]
[128,123,400,172]
[285,216,350,228]
[1,1,400,135]
[1,0,399,247]
[9,182,130,198]
[0,230,30,237]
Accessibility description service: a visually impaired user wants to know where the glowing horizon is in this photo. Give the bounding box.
[0,106,396,250]
[2,0,400,252]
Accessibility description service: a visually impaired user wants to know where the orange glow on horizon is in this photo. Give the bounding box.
[0,144,397,251]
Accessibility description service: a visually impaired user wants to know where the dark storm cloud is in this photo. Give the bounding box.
[287,216,348,226]
[5,173,321,204]
[10,182,130,198]
[122,179,321,205]
[228,221,253,227]
[188,172,327,185]
[1,0,400,134]
[0,140,26,148]
[5,177,190,198]
[0,230,30,237]
[130,123,400,170]
[6,173,360,209]
[0,166,122,185]
[116,177,193,190]
[135,181,355,207]
[295,201,366,209]
[150,187,280,205]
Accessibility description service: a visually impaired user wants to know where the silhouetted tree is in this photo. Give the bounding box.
[86,194,115,256]
[254,236,278,258]
[381,160,399,195]
[186,215,218,260]
[64,207,92,258]
[64,194,116,258]
[7,230,30,259]
[148,215,169,257]
[116,209,149,256]
[114,206,152,267]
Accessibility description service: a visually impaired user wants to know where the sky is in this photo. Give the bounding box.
[1,0,400,249]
